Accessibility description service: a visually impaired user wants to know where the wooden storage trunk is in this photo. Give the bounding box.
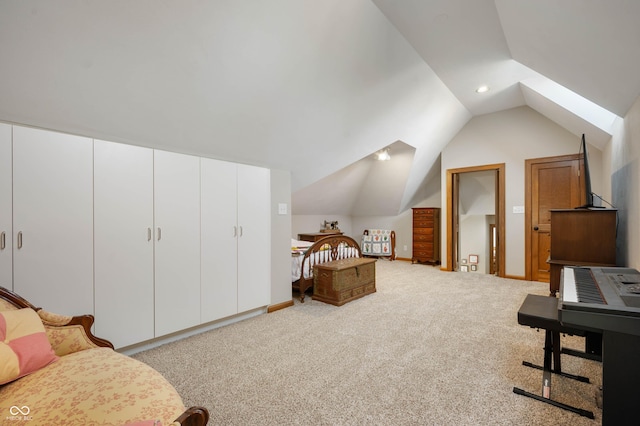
[312,258,376,306]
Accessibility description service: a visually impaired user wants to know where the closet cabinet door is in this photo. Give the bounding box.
[0,124,11,289]
[94,140,154,349]
[154,150,201,336]
[237,165,270,312]
[201,158,238,323]
[12,126,93,315]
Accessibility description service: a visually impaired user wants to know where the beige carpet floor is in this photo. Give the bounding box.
[133,260,603,425]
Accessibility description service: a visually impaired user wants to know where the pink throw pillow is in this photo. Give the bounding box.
[0,308,59,385]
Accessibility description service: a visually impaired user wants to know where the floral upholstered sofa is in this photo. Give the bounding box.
[0,286,209,426]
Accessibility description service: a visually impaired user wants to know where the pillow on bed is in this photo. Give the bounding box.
[291,238,314,250]
[291,238,312,246]
[0,308,59,385]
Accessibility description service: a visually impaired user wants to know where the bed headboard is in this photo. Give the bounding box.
[293,235,361,302]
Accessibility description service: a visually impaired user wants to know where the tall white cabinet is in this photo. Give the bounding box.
[94,140,155,348]
[237,164,271,312]
[94,142,203,345]
[0,123,11,289]
[12,126,94,315]
[154,150,201,337]
[201,158,238,322]
[201,159,270,322]
[4,124,271,349]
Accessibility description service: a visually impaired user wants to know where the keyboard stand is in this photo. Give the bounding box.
[512,294,595,419]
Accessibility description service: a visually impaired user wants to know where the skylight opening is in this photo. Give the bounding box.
[521,77,619,134]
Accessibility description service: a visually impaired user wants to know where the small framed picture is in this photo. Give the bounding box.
[471,264,477,271]
[469,254,479,264]
[461,258,467,264]
[460,265,469,272]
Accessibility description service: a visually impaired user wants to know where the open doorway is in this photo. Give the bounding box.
[446,163,505,277]
[489,224,498,275]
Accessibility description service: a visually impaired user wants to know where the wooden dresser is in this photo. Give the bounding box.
[312,258,376,306]
[548,208,617,296]
[412,208,441,265]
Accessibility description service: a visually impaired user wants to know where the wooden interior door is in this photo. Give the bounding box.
[526,154,582,282]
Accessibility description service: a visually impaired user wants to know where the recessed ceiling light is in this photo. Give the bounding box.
[376,148,391,161]
[476,85,490,93]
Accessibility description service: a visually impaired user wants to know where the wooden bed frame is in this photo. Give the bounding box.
[292,235,362,302]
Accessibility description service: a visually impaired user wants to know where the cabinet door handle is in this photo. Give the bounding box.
[157,227,162,241]
[233,226,237,237]
[0,231,5,250]
[239,226,243,237]
[17,231,23,249]
[147,228,152,241]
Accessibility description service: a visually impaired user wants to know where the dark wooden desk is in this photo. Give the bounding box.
[298,231,343,242]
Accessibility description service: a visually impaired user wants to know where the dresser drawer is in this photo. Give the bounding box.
[413,251,435,260]
[413,219,434,228]
[413,229,434,239]
[414,241,434,250]
[413,209,435,218]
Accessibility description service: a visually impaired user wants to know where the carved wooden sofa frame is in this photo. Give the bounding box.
[0,286,209,426]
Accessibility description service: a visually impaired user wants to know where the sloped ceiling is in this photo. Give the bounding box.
[373,0,636,144]
[0,1,638,217]
[293,140,415,215]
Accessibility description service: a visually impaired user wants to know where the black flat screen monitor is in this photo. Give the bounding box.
[577,133,595,208]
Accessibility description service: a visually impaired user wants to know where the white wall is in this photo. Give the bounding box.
[460,215,489,274]
[350,178,442,260]
[270,169,292,305]
[351,210,413,259]
[441,106,604,277]
[610,95,640,268]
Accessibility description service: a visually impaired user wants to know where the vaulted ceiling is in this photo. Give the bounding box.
[373,0,633,146]
[294,0,638,215]
[0,1,638,216]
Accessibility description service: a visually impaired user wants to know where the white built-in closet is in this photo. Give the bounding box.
[12,125,94,316]
[0,124,13,290]
[2,123,271,349]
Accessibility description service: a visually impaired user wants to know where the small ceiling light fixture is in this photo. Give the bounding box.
[476,85,490,93]
[376,148,391,161]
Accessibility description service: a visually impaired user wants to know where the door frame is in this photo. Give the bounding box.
[446,163,505,277]
[524,153,582,281]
